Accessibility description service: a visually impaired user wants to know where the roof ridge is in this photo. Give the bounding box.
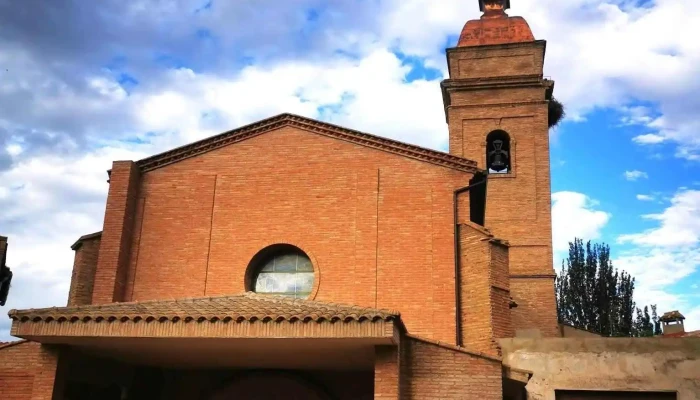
[135,113,480,174]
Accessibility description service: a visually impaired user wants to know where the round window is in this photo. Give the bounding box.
[251,249,314,299]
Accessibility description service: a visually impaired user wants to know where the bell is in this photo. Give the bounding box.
[491,155,506,171]
[488,139,509,172]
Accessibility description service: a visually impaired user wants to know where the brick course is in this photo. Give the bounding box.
[92,161,140,304]
[400,336,502,399]
[375,345,401,399]
[459,223,513,356]
[67,234,101,306]
[0,341,62,400]
[116,126,473,344]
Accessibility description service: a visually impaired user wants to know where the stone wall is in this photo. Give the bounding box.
[500,338,700,400]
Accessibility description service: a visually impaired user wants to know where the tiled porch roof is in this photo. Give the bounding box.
[8,293,403,342]
[9,292,399,324]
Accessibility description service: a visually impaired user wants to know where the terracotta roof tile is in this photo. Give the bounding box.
[0,339,26,350]
[8,292,400,324]
[660,310,685,321]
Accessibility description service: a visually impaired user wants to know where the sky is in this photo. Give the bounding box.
[0,0,699,340]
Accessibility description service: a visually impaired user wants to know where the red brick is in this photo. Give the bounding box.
[0,342,62,400]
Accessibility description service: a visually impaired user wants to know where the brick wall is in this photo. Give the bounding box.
[460,224,495,354]
[401,336,502,399]
[67,234,101,306]
[510,278,559,337]
[375,345,401,399]
[444,40,559,337]
[490,240,514,341]
[0,341,63,400]
[459,223,513,356]
[119,126,473,344]
[92,161,140,304]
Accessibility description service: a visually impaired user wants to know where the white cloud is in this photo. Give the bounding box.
[616,189,700,329]
[516,0,700,160]
[624,170,649,181]
[552,191,611,253]
[0,145,149,339]
[619,190,700,248]
[685,306,700,331]
[615,249,698,292]
[633,133,667,145]
[620,106,655,126]
[636,194,654,201]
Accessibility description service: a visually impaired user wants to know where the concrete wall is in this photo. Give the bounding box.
[500,338,700,400]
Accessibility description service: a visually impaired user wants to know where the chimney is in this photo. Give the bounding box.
[660,310,685,336]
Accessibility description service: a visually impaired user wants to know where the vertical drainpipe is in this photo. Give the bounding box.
[453,174,488,347]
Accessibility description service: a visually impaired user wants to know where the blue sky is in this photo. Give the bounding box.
[0,0,699,339]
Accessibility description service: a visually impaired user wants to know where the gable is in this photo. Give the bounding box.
[135,113,479,174]
[116,114,482,345]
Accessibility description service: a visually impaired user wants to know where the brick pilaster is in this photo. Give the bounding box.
[31,345,65,400]
[375,345,400,399]
[92,161,140,304]
[67,234,101,306]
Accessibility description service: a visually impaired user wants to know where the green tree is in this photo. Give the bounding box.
[633,305,663,337]
[556,238,659,337]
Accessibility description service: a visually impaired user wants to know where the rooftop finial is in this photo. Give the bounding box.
[458,0,532,47]
[479,0,510,17]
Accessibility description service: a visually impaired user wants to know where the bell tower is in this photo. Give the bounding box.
[443,0,559,337]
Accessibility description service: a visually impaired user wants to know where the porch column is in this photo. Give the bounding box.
[374,345,400,399]
[32,345,65,400]
[92,161,140,304]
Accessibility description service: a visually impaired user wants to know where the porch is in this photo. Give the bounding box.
[8,292,402,399]
[60,347,375,400]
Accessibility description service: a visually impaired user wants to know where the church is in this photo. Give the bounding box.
[1,1,699,399]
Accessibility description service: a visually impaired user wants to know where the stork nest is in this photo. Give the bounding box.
[548,97,566,128]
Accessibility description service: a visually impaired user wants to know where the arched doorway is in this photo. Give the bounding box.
[210,371,333,400]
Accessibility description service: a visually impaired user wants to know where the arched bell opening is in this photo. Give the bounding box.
[486,130,511,174]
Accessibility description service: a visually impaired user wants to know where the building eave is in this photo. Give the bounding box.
[135,113,481,175]
[9,292,403,343]
[70,231,103,251]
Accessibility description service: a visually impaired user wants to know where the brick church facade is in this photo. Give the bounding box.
[2,1,699,399]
